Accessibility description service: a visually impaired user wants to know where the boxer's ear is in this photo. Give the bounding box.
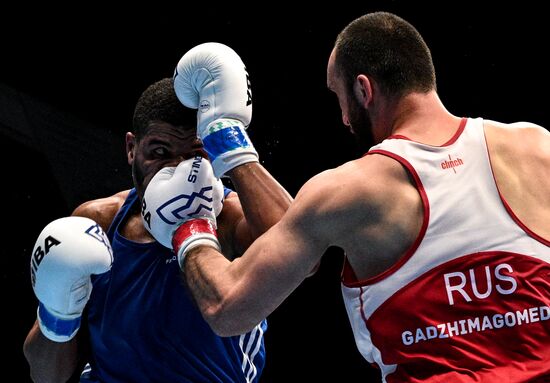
[126,132,136,165]
[354,74,373,108]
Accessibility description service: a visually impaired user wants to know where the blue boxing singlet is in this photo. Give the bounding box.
[80,188,267,383]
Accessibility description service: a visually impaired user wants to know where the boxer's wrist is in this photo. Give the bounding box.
[202,119,259,177]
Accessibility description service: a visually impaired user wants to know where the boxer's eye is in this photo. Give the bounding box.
[152,147,168,157]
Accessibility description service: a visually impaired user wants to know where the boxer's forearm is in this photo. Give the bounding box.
[183,246,240,336]
[23,321,80,382]
[184,197,327,337]
[227,162,292,238]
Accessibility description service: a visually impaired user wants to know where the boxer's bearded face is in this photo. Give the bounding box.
[327,52,374,151]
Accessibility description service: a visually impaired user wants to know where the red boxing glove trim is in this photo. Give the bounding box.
[172,219,217,255]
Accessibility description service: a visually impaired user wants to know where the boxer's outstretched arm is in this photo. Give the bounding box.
[184,169,343,336]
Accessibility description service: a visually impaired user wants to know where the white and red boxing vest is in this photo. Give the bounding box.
[341,118,550,382]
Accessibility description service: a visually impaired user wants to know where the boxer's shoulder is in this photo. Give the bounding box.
[484,119,549,153]
[72,190,131,232]
[484,119,545,131]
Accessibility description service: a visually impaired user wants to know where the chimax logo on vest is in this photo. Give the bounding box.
[441,154,464,173]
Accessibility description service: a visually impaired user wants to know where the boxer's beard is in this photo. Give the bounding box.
[348,94,374,152]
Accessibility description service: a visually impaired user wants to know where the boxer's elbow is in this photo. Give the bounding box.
[203,297,259,337]
[208,317,250,337]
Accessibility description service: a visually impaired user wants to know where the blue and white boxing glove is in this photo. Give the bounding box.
[174,42,258,178]
[31,217,113,342]
[141,156,224,268]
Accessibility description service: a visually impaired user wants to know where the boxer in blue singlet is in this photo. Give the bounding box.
[24,76,292,382]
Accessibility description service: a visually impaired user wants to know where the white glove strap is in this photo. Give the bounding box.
[37,303,81,342]
[211,152,259,179]
[172,219,221,269]
[201,119,259,177]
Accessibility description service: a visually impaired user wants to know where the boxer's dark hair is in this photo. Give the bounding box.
[133,78,196,140]
[334,12,436,99]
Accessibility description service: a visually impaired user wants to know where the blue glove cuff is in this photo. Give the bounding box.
[38,302,81,340]
[202,119,253,162]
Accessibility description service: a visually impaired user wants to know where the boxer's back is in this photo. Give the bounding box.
[484,120,550,240]
[340,117,550,382]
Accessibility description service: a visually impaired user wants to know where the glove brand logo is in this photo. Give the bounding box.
[85,224,114,262]
[30,235,61,287]
[187,156,203,183]
[245,67,252,106]
[142,198,152,229]
[155,186,216,225]
[199,99,210,113]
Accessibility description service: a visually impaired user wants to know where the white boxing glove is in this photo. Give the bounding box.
[174,42,258,178]
[30,216,113,342]
[141,156,224,268]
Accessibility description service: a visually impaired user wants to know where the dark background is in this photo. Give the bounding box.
[1,2,547,381]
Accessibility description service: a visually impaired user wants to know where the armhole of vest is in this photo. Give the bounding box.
[482,125,550,247]
[107,188,138,242]
[341,150,430,287]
